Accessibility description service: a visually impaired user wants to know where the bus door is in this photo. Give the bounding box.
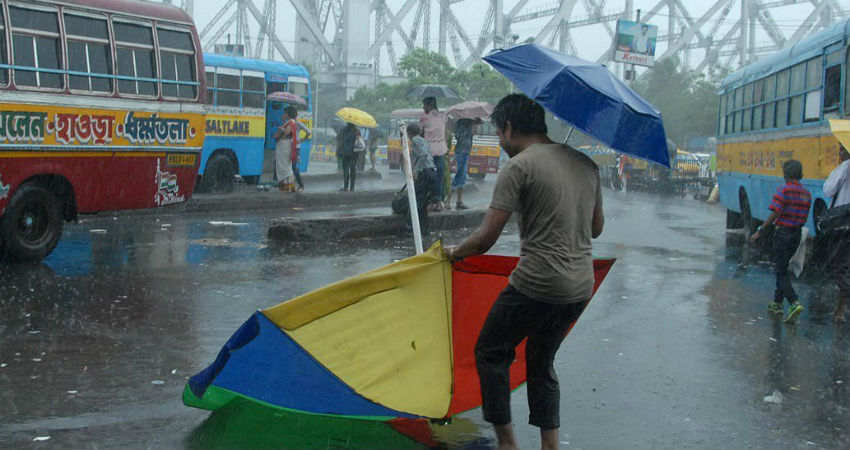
[289,76,312,172]
[265,77,287,151]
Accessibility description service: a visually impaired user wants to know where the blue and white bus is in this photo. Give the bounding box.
[717,20,849,237]
[199,53,311,192]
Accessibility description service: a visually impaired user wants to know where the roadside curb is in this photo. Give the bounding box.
[268,209,486,242]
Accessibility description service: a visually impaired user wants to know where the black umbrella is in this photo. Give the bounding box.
[405,84,461,99]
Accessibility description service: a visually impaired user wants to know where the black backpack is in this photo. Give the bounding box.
[391,184,409,215]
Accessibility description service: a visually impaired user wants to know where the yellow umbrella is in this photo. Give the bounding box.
[335,107,378,129]
[829,119,850,152]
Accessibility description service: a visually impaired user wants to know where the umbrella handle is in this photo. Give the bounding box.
[400,126,424,255]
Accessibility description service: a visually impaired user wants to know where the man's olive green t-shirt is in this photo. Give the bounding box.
[490,143,602,304]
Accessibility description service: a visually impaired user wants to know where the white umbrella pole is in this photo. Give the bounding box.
[399,126,424,254]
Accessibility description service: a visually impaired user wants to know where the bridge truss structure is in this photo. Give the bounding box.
[169,0,849,84]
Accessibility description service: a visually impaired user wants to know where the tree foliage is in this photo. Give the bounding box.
[632,58,726,148]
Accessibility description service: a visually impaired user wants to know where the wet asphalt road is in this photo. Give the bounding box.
[1,166,848,450]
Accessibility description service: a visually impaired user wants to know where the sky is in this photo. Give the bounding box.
[183,0,845,75]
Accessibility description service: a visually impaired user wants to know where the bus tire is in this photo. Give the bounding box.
[726,209,742,229]
[0,183,63,262]
[201,154,235,193]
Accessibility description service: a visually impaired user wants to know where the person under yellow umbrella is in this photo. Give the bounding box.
[334,108,377,191]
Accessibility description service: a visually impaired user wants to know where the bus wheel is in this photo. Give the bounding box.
[201,154,235,193]
[0,184,63,262]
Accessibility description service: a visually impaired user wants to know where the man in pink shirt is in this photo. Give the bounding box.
[420,97,448,211]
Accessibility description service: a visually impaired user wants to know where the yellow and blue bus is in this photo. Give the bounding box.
[717,19,849,236]
[199,53,311,192]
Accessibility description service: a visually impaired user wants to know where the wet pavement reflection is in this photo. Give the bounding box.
[1,185,848,449]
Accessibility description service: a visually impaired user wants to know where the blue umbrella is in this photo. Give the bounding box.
[483,43,670,167]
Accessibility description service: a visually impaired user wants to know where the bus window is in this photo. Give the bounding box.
[9,5,63,89]
[242,70,265,109]
[205,66,215,104]
[289,80,309,99]
[0,9,7,86]
[734,86,743,109]
[744,83,753,106]
[789,94,803,125]
[804,91,821,121]
[214,67,240,107]
[742,108,752,132]
[776,69,789,97]
[790,62,805,94]
[725,113,733,134]
[718,96,726,135]
[764,74,776,101]
[158,26,197,99]
[776,99,788,127]
[734,110,742,133]
[764,102,775,128]
[753,79,764,104]
[65,12,112,93]
[805,57,822,89]
[845,47,850,117]
[824,52,841,112]
[753,105,763,130]
[114,20,157,97]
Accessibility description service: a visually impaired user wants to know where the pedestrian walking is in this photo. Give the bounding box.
[336,122,361,191]
[368,129,382,172]
[749,159,812,324]
[420,96,448,211]
[274,109,297,192]
[283,106,310,192]
[446,94,605,450]
[446,118,479,210]
[823,144,850,323]
[406,123,436,235]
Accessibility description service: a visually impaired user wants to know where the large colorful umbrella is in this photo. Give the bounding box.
[446,101,494,120]
[184,242,614,420]
[483,43,670,167]
[336,107,378,128]
[267,91,307,106]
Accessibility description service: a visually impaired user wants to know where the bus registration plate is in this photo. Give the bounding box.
[167,154,197,167]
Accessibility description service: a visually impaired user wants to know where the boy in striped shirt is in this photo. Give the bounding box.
[749,159,812,323]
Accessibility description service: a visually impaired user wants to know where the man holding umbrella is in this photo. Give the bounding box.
[447,94,604,450]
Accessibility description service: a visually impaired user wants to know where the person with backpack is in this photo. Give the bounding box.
[336,122,362,191]
[405,122,436,235]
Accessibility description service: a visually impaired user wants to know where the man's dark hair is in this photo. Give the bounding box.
[641,24,648,30]
[406,123,421,137]
[423,96,438,111]
[490,94,547,135]
[783,159,803,180]
[284,106,298,118]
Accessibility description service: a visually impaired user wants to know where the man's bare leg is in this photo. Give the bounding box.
[541,428,559,450]
[494,423,519,450]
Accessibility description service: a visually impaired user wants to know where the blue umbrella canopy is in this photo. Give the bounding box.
[483,44,670,167]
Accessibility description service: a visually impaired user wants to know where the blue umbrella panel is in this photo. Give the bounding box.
[483,43,670,167]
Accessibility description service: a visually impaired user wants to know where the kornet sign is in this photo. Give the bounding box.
[613,20,658,67]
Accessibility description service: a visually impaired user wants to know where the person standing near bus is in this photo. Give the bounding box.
[421,97,448,212]
[749,159,812,324]
[284,106,311,192]
[446,94,604,450]
[274,110,296,192]
[446,118,480,210]
[823,144,850,323]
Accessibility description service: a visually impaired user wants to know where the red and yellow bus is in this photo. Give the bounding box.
[0,0,205,261]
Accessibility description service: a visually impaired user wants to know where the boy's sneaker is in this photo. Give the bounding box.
[784,302,804,324]
[767,302,784,315]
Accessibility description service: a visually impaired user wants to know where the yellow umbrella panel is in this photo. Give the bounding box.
[336,107,378,129]
[829,119,850,152]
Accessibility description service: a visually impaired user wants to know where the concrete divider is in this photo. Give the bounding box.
[268,209,487,242]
